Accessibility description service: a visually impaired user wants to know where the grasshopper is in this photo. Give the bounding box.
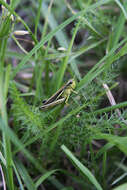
[40,79,77,109]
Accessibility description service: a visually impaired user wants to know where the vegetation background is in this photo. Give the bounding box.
[0,0,127,189]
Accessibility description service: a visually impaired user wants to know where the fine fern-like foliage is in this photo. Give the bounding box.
[9,82,45,135]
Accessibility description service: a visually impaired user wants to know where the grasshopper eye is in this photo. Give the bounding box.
[69,80,73,84]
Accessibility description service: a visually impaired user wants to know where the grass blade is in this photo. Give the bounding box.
[61,145,103,190]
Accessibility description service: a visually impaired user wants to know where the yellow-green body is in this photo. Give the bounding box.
[62,79,76,104]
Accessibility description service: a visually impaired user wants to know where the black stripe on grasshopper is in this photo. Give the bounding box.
[40,98,65,109]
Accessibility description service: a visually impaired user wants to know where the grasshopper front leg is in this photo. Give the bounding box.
[71,89,78,94]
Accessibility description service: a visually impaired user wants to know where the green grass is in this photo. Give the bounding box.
[0,0,127,189]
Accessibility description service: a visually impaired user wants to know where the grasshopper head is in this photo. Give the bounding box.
[68,79,76,89]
